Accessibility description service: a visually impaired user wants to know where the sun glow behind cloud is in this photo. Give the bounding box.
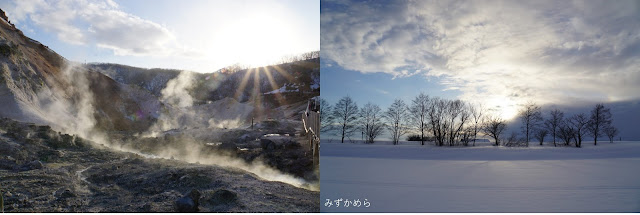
[321,0,640,121]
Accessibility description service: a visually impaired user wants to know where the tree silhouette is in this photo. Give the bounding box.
[518,102,542,147]
[446,100,470,146]
[534,128,548,146]
[384,99,409,145]
[428,98,448,146]
[409,93,431,145]
[319,97,333,133]
[558,121,575,146]
[569,113,589,148]
[360,102,385,143]
[332,96,359,143]
[544,109,564,147]
[470,105,485,146]
[588,103,612,145]
[604,126,619,143]
[482,116,507,146]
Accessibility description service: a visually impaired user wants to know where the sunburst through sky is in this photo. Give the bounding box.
[1,0,319,73]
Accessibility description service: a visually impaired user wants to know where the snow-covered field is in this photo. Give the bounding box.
[320,140,640,212]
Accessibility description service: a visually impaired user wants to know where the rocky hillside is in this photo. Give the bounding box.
[0,9,161,134]
[88,63,181,97]
[90,58,320,114]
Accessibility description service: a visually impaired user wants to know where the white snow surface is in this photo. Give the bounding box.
[320,140,640,212]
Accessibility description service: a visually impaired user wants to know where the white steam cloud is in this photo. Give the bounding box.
[116,139,318,191]
[161,71,196,108]
[207,118,244,129]
[31,62,108,145]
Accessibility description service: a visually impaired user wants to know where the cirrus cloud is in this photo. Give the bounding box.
[321,0,640,115]
[4,0,198,57]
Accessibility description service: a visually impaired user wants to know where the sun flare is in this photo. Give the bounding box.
[487,96,519,121]
[213,10,299,68]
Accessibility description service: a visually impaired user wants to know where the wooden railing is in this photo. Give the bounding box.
[302,109,320,166]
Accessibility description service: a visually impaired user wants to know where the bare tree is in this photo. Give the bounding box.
[518,102,543,147]
[301,51,320,60]
[588,103,612,146]
[332,96,359,143]
[217,63,249,74]
[604,126,619,143]
[384,99,409,145]
[446,100,471,146]
[319,97,333,133]
[460,127,473,146]
[410,93,431,145]
[544,109,564,147]
[359,102,385,143]
[569,113,589,148]
[533,128,548,146]
[428,98,447,146]
[558,121,575,146]
[482,116,507,146]
[504,132,526,147]
[469,104,485,146]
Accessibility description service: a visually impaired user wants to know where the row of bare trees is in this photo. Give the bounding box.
[319,96,390,143]
[320,93,487,145]
[518,103,618,148]
[278,51,320,64]
[320,94,618,147]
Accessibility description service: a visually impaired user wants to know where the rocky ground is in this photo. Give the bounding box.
[115,118,318,181]
[0,118,319,212]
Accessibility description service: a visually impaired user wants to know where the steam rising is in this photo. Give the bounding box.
[207,118,244,129]
[143,71,198,136]
[115,139,318,191]
[27,65,317,191]
[32,62,108,144]
[161,71,196,108]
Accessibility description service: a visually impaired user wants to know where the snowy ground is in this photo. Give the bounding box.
[320,140,640,212]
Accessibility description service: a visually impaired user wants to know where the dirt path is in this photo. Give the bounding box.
[74,165,93,195]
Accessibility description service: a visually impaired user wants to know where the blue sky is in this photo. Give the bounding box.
[321,0,640,140]
[321,58,460,110]
[0,0,319,73]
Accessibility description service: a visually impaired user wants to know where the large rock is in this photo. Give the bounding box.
[208,189,238,206]
[60,189,75,198]
[175,189,201,212]
[260,138,277,150]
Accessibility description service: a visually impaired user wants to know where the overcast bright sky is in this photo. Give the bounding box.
[1,0,319,73]
[321,0,640,121]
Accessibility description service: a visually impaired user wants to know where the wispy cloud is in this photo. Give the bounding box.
[377,89,390,95]
[321,0,640,114]
[4,0,197,57]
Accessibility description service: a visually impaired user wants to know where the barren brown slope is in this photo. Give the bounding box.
[0,8,161,133]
